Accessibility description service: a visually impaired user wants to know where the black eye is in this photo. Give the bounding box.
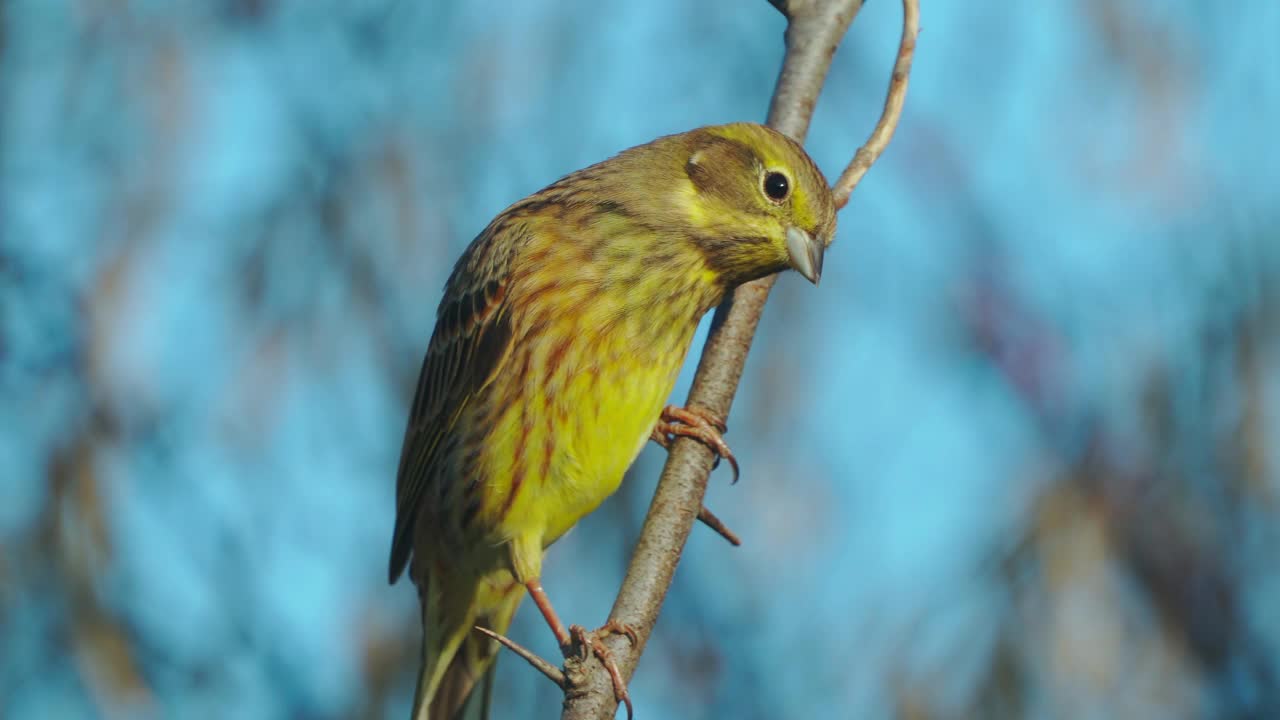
[763,171,790,201]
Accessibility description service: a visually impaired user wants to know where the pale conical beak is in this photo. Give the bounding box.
[785,226,825,285]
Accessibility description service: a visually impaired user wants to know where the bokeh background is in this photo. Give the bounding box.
[4,1,1279,718]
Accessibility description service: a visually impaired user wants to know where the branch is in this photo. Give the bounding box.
[560,1,917,717]
[697,505,742,547]
[473,626,566,689]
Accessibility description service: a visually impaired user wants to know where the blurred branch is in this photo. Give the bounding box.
[560,1,917,717]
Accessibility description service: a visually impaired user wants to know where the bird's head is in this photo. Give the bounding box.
[674,123,837,287]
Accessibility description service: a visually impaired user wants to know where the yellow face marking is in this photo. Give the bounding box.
[674,176,709,228]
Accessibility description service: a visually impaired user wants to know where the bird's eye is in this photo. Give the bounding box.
[763,171,790,202]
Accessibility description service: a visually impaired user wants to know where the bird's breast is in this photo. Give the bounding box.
[485,270,718,547]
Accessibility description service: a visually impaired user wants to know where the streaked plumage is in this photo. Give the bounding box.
[390,122,836,719]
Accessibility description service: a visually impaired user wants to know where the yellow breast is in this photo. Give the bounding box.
[457,201,726,558]
[474,269,716,550]
[484,307,696,549]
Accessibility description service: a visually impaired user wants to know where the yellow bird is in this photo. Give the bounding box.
[390,122,836,719]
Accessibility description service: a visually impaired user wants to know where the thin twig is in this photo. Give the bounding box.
[561,0,901,718]
[698,505,742,546]
[832,0,920,209]
[474,626,566,688]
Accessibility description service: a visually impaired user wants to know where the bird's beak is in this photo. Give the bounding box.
[785,226,825,285]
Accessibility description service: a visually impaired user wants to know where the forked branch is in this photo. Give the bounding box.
[556,1,919,717]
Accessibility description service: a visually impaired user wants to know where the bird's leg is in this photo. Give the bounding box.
[524,579,572,648]
[524,580,635,719]
[651,404,740,483]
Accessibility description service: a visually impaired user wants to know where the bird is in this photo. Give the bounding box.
[390,122,836,720]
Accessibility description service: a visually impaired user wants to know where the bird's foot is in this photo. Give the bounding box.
[568,622,636,720]
[650,406,744,545]
[651,404,740,483]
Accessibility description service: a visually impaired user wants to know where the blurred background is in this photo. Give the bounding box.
[3,1,1279,718]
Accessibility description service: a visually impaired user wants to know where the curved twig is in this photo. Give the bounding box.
[832,0,920,209]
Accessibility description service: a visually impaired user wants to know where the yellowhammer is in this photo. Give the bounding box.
[390,122,836,720]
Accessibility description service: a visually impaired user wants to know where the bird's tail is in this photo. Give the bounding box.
[411,571,524,720]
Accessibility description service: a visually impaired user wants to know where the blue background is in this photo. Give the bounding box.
[4,1,1279,718]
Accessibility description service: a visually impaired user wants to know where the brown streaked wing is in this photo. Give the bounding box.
[388,222,521,584]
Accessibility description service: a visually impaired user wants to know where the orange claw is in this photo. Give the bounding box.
[569,624,635,720]
[598,618,639,647]
[652,404,740,483]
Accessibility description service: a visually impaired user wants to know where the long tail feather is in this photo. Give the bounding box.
[410,573,524,720]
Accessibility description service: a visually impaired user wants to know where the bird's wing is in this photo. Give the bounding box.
[388,223,522,584]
